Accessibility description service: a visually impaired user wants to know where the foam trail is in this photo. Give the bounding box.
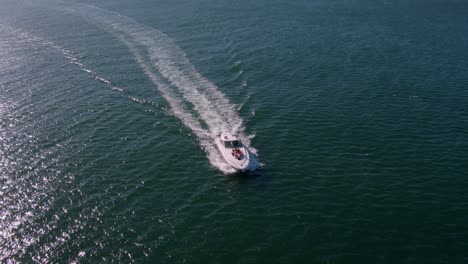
[0,22,229,174]
[0,22,124,92]
[126,38,237,173]
[61,3,258,173]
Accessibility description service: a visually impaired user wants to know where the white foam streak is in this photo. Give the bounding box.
[64,4,257,173]
[0,22,122,93]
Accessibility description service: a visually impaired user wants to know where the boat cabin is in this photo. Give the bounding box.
[220,133,243,148]
[223,140,242,148]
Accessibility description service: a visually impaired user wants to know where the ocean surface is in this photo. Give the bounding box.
[1,0,467,263]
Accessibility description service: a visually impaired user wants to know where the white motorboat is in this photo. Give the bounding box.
[215,132,252,171]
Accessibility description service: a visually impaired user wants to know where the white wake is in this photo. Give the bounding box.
[60,3,258,173]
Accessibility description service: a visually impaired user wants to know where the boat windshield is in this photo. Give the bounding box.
[223,140,242,148]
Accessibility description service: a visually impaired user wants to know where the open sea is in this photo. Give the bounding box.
[1,0,467,263]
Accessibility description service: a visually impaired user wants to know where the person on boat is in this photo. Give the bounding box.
[234,148,242,160]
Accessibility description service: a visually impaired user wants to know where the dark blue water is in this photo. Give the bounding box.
[1,0,467,262]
